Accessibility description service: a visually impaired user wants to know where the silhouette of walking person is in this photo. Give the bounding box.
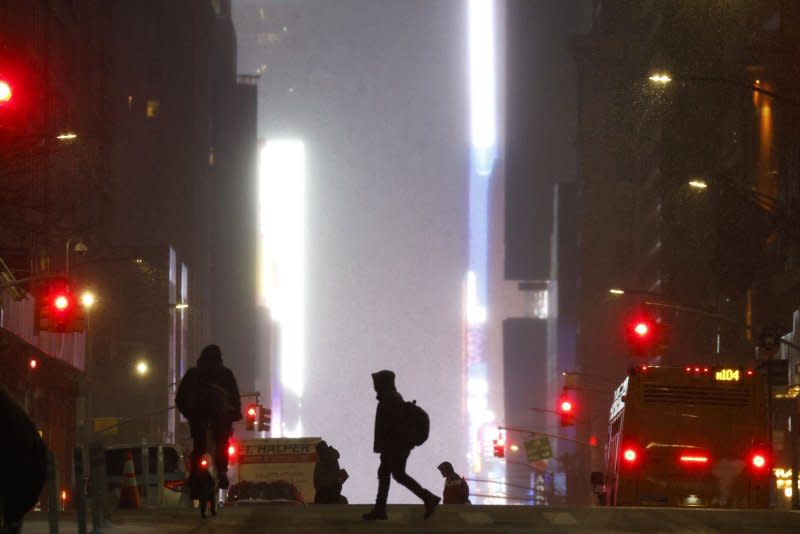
[362,370,440,520]
[175,344,242,489]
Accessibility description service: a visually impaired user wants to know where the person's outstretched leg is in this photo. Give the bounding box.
[363,455,391,520]
[390,450,440,519]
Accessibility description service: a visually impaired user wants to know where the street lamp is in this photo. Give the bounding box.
[648,73,672,84]
[646,71,785,101]
[81,291,95,309]
[65,238,88,275]
[688,178,708,190]
[135,360,149,377]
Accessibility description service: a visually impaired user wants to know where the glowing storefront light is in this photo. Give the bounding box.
[259,139,306,399]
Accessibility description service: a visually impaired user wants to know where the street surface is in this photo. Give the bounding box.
[20,504,800,533]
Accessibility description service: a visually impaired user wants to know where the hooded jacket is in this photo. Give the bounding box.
[176,345,242,422]
[371,370,406,454]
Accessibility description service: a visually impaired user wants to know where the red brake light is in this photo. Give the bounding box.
[679,455,709,464]
[623,448,637,463]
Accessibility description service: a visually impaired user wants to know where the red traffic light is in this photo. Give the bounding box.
[246,404,258,431]
[559,396,576,427]
[632,321,649,337]
[625,313,659,356]
[29,358,38,369]
[0,80,11,104]
[53,294,71,311]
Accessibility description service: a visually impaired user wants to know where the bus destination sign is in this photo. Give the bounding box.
[714,368,740,382]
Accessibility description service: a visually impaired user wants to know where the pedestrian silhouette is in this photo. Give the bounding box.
[437,461,470,504]
[175,344,242,489]
[0,387,47,534]
[362,370,440,520]
[313,440,348,504]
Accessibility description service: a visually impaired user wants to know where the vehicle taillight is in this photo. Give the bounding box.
[679,455,709,464]
[622,447,638,463]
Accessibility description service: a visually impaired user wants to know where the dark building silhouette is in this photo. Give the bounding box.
[571,0,800,505]
[0,0,258,480]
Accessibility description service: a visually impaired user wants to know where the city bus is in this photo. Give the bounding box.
[601,365,770,508]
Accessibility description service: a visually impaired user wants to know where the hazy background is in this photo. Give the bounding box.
[233,0,470,502]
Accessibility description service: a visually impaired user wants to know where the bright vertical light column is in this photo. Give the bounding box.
[259,139,306,400]
[468,0,498,174]
[466,0,498,497]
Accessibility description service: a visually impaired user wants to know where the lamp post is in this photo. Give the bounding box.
[647,72,790,103]
[65,238,88,275]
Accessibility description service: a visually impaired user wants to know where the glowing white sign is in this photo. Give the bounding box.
[259,139,306,398]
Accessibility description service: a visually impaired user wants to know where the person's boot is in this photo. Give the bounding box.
[362,506,388,520]
[423,491,441,519]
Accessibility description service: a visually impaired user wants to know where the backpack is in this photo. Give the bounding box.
[400,400,430,447]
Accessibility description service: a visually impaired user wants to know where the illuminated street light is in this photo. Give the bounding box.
[56,132,78,141]
[80,291,95,309]
[174,303,188,310]
[608,288,625,295]
[648,73,672,84]
[688,178,708,190]
[135,360,149,376]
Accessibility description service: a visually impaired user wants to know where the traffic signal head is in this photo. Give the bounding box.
[0,80,11,105]
[559,396,576,427]
[258,406,272,432]
[625,313,659,357]
[245,404,257,431]
[34,278,87,333]
[493,438,505,458]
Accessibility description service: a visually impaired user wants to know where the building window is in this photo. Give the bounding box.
[146,99,160,118]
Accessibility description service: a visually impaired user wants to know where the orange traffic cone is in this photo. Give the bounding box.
[119,451,141,509]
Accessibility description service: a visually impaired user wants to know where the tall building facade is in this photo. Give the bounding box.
[571,0,798,504]
[100,0,259,445]
[0,0,112,500]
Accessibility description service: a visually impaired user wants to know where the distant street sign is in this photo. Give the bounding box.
[524,437,552,462]
[94,417,119,436]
